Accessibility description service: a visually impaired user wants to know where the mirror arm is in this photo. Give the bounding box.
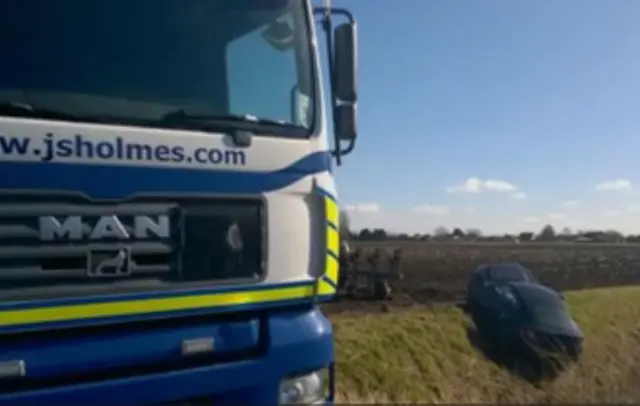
[322,7,356,25]
[314,7,357,166]
[340,136,356,155]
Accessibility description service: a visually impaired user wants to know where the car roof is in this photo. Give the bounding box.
[478,262,535,282]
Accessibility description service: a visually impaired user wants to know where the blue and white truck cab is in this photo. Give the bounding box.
[0,0,357,404]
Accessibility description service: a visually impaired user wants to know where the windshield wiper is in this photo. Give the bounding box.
[0,101,130,126]
[0,101,82,121]
[0,101,308,146]
[160,109,307,146]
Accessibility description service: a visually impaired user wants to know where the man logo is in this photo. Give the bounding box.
[88,248,132,278]
[39,215,170,241]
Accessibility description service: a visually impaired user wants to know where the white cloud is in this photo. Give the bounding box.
[510,192,528,199]
[412,204,451,215]
[547,213,566,220]
[627,205,640,212]
[466,206,476,213]
[594,179,632,192]
[484,180,518,192]
[344,203,380,213]
[603,209,620,217]
[446,178,482,193]
[446,177,518,194]
[563,200,579,207]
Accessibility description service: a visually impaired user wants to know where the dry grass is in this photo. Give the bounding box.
[331,286,640,403]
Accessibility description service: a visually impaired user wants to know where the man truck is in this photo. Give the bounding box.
[0,0,357,404]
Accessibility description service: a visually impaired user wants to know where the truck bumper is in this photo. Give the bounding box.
[0,307,334,406]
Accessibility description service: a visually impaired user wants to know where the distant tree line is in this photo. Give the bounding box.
[340,211,640,244]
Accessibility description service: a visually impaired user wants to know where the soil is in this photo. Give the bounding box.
[323,242,640,315]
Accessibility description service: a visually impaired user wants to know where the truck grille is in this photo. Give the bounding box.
[0,194,264,302]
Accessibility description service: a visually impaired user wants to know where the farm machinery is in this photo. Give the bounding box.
[338,243,404,300]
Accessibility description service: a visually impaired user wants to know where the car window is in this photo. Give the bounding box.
[517,287,571,327]
[487,265,531,282]
[528,302,572,327]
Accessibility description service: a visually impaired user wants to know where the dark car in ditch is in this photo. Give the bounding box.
[465,262,583,366]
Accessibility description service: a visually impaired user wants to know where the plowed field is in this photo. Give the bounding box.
[324,242,640,314]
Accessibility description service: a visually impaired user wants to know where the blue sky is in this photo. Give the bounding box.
[323,0,640,234]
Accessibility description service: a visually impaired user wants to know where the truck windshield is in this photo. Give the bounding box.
[0,0,316,137]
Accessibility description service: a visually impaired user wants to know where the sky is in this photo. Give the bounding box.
[323,0,640,235]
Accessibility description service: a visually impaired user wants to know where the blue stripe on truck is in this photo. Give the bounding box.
[0,151,332,199]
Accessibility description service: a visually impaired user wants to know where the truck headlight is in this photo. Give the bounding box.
[279,368,329,405]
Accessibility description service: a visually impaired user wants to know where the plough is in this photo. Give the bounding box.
[338,244,404,300]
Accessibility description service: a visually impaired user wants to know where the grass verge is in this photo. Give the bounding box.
[331,286,640,403]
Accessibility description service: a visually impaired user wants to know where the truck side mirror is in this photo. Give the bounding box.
[333,22,357,143]
[334,22,357,103]
[314,6,358,164]
[335,104,356,141]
